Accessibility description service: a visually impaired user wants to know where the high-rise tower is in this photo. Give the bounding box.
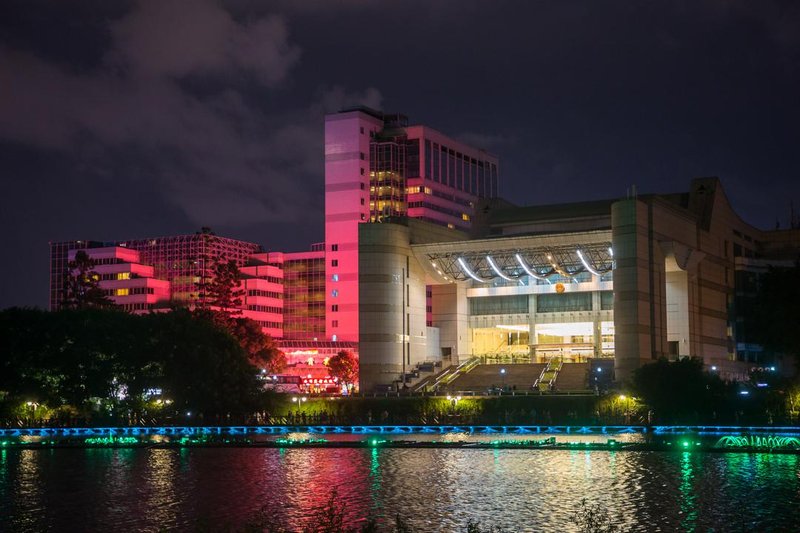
[324,107,499,343]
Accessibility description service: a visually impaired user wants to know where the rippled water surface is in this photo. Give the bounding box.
[2,446,799,532]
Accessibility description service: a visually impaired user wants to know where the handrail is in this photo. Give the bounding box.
[421,356,480,393]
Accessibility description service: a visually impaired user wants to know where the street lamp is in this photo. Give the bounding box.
[446,395,462,415]
[500,368,506,391]
[26,401,39,424]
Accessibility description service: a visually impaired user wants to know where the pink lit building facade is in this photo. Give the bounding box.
[50,234,283,338]
[49,107,500,380]
[68,246,171,313]
[324,107,499,343]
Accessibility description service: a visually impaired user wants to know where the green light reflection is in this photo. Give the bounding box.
[679,451,698,532]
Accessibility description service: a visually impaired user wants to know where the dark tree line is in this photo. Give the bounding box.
[0,307,274,424]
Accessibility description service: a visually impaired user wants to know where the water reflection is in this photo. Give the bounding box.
[679,451,698,531]
[1,449,799,532]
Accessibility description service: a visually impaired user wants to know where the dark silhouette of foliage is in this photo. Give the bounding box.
[0,307,262,421]
[752,263,800,359]
[571,499,621,533]
[328,350,358,387]
[631,357,732,424]
[230,316,287,373]
[205,258,245,311]
[62,250,114,309]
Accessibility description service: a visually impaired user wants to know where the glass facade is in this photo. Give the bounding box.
[50,235,261,310]
[283,254,326,340]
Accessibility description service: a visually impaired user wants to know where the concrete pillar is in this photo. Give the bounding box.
[612,199,669,382]
[592,291,602,359]
[430,283,472,365]
[528,293,537,361]
[358,222,427,391]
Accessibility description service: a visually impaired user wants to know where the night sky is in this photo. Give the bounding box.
[1,0,798,309]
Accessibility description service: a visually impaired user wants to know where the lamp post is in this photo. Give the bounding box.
[291,396,307,424]
[500,368,507,392]
[26,401,39,425]
[446,395,461,417]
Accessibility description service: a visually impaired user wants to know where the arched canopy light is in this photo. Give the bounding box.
[576,249,601,276]
[515,253,546,280]
[457,257,486,283]
[486,255,514,282]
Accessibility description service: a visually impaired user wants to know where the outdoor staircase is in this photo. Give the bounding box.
[414,357,481,393]
[534,359,562,392]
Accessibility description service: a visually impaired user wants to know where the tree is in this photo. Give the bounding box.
[0,307,264,423]
[631,357,731,424]
[63,250,114,309]
[203,258,245,312]
[752,263,800,360]
[230,317,287,373]
[328,350,358,388]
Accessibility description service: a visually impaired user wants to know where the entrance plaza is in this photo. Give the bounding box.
[357,178,800,391]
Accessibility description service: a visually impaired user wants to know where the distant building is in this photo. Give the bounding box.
[50,233,282,338]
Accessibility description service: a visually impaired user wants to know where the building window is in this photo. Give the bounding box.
[360,198,365,205]
[332,334,338,341]
[117,272,131,280]
[361,213,366,220]
[115,288,129,296]
[332,320,339,328]
[360,168,365,176]
[331,244,338,251]
[331,274,339,282]
[360,152,365,160]
[360,126,364,134]
[332,304,339,312]
[331,289,338,297]
[331,259,338,267]
[360,182,365,190]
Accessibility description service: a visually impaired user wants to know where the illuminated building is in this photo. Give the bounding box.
[282,244,326,340]
[50,233,283,338]
[66,246,170,312]
[357,178,800,389]
[324,107,499,343]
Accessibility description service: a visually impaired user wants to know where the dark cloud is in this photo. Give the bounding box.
[0,0,377,229]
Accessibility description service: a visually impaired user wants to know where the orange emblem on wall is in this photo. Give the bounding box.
[555,282,565,294]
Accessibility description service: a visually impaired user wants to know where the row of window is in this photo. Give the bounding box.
[99,272,136,281]
[468,292,614,315]
[407,184,475,208]
[407,201,469,221]
[86,257,124,266]
[255,320,282,329]
[106,287,155,296]
[247,305,282,314]
[424,140,499,197]
[121,303,154,311]
[247,289,283,299]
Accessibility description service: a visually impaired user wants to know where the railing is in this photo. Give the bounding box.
[419,356,480,393]
[0,425,652,438]
[534,359,562,392]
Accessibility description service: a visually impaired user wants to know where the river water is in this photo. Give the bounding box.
[2,445,799,532]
